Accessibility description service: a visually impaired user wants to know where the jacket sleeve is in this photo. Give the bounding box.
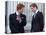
[23,15,27,26]
[19,15,27,26]
[39,12,44,31]
[9,15,16,32]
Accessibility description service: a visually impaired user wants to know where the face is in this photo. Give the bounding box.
[18,7,24,14]
[31,6,37,13]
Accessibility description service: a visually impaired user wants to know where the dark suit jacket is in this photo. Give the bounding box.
[9,13,26,33]
[31,11,44,32]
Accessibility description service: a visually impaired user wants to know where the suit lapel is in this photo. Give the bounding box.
[34,11,39,19]
[20,14,24,20]
[14,13,17,20]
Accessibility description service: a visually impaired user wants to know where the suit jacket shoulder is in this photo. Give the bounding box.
[9,13,16,20]
[37,11,43,15]
[9,13,15,17]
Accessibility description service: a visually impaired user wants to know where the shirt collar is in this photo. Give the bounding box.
[35,9,38,14]
[33,9,38,16]
[16,11,20,15]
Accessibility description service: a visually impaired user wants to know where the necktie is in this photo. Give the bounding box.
[34,13,36,18]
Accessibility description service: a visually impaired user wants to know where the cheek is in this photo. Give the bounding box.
[22,9,23,11]
[31,9,34,11]
[22,9,24,11]
[33,8,35,11]
[19,9,22,12]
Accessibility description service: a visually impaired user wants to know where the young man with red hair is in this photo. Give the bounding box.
[9,3,26,33]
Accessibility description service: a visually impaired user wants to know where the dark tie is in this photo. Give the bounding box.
[33,13,36,18]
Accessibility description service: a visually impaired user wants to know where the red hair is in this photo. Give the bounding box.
[17,3,25,11]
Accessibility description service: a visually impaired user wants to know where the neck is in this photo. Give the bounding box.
[34,9,38,13]
[16,11,20,15]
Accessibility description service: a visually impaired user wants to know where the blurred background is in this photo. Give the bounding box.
[5,1,45,33]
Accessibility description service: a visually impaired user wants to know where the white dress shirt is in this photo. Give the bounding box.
[16,11,22,23]
[16,11,20,15]
[35,9,39,14]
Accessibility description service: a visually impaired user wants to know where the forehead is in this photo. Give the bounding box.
[31,6,36,8]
